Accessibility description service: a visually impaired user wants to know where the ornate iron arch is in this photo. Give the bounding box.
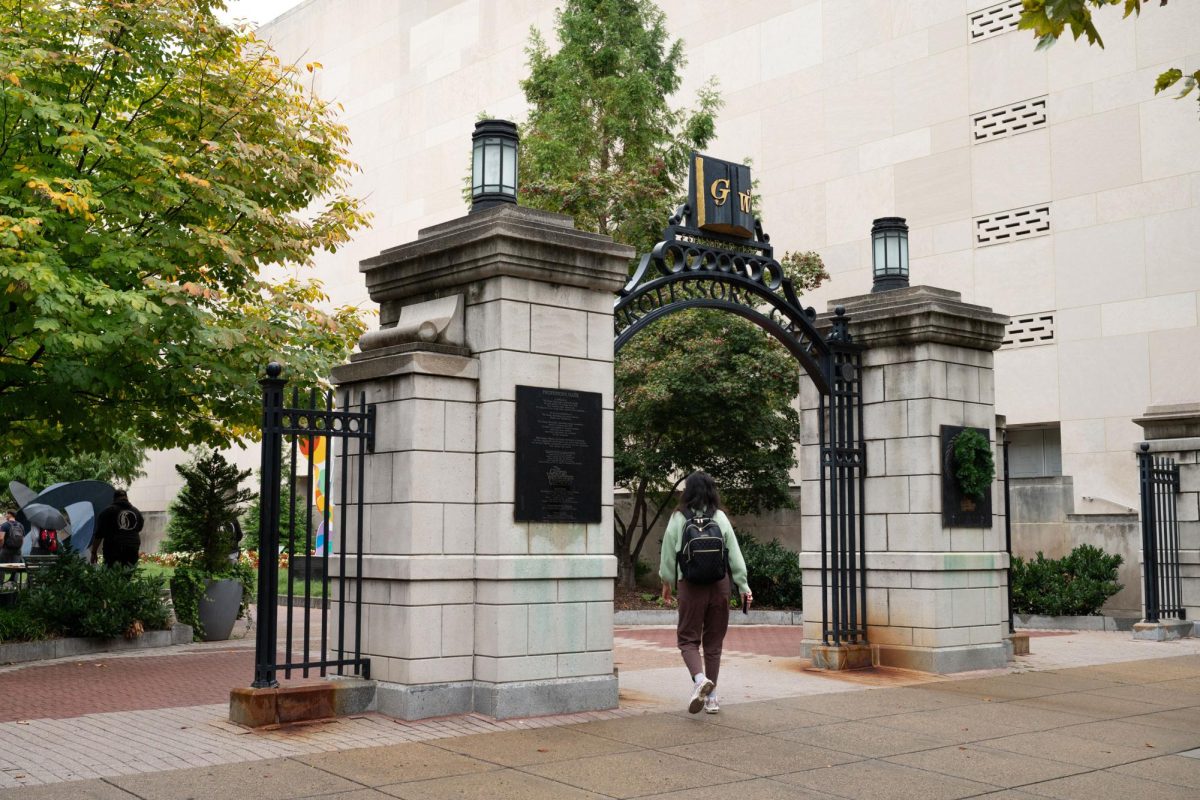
[612,186,868,653]
[614,206,831,392]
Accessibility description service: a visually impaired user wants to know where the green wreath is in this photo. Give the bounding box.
[952,428,995,500]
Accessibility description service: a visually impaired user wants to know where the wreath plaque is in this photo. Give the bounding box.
[940,424,994,528]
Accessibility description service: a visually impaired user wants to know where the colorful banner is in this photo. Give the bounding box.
[299,436,335,555]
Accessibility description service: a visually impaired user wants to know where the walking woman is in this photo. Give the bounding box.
[659,471,752,714]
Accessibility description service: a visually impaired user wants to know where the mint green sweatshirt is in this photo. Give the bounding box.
[658,509,749,594]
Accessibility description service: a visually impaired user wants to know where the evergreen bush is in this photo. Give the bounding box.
[163,450,257,638]
[738,534,803,609]
[0,605,47,642]
[163,449,255,570]
[1011,544,1123,617]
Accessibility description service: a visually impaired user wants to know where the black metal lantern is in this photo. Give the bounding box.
[871,216,909,293]
[470,119,518,212]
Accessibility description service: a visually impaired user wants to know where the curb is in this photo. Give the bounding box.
[0,624,194,665]
[1015,614,1139,632]
[615,609,802,626]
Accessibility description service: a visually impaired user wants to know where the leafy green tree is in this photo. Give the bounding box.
[519,0,720,250]
[615,310,803,586]
[0,430,145,507]
[239,466,294,553]
[0,1,369,460]
[162,449,253,572]
[516,0,829,587]
[1020,0,1198,111]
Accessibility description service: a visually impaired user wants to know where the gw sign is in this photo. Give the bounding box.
[688,152,754,239]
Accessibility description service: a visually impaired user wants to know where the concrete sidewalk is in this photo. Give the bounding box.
[3,651,1200,799]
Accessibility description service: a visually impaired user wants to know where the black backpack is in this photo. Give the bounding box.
[3,521,24,550]
[676,511,727,585]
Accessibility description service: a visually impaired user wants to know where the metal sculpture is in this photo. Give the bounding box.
[9,480,116,556]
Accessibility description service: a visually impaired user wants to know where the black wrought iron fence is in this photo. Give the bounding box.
[252,363,375,688]
[1138,443,1184,623]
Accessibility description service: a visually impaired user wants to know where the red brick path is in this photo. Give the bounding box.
[0,626,805,723]
[0,649,252,722]
[616,625,805,657]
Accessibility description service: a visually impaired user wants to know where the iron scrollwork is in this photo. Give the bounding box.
[614,204,833,392]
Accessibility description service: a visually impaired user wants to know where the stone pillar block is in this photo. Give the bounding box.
[801,287,1009,673]
[334,205,632,720]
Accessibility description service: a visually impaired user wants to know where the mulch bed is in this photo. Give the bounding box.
[615,583,676,611]
[613,583,796,614]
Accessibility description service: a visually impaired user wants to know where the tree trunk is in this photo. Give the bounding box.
[617,550,638,590]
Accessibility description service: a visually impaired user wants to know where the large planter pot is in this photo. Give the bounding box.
[198,579,242,641]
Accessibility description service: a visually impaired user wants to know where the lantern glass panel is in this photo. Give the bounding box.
[873,236,886,274]
[899,235,909,273]
[501,143,516,191]
[472,145,484,195]
[484,140,501,188]
[885,234,901,275]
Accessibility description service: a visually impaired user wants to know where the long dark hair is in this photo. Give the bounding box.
[676,471,721,516]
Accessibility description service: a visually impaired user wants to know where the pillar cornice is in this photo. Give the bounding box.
[817,286,1008,351]
[360,205,634,325]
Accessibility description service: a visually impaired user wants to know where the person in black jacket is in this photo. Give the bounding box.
[91,490,144,567]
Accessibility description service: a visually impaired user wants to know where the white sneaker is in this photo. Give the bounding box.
[704,694,720,714]
[688,676,714,714]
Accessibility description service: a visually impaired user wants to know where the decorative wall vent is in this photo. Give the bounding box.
[969,1,1023,42]
[972,97,1048,143]
[974,204,1051,246]
[1002,313,1056,348]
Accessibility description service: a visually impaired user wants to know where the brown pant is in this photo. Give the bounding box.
[676,576,731,683]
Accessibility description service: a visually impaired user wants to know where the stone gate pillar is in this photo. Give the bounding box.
[1134,403,1200,632]
[331,205,632,719]
[800,286,1011,672]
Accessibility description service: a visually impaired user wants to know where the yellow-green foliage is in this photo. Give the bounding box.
[0,1,369,456]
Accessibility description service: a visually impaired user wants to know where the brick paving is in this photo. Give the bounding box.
[4,625,1200,792]
[615,624,805,657]
[4,654,1200,798]
[0,649,253,722]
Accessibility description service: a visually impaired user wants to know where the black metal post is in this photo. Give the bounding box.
[1138,443,1160,623]
[253,363,286,688]
[1002,437,1014,634]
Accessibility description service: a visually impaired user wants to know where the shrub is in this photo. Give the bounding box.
[0,606,47,642]
[738,534,803,609]
[22,557,170,639]
[162,449,254,570]
[1011,544,1123,617]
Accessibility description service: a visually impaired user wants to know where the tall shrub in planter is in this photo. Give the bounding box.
[1011,544,1123,617]
[166,451,256,640]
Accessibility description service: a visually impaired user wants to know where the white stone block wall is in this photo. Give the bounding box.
[466,274,616,686]
[329,355,479,685]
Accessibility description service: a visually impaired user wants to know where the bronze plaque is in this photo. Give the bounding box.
[688,152,754,238]
[514,386,602,523]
